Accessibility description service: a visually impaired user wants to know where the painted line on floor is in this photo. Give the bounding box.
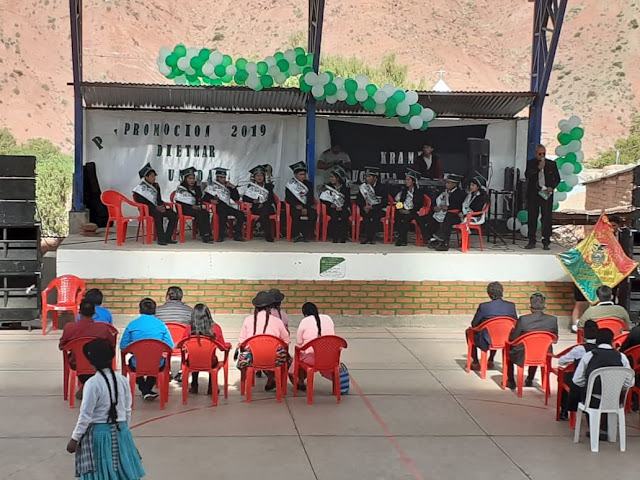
[463,397,549,410]
[350,376,424,480]
[130,407,200,430]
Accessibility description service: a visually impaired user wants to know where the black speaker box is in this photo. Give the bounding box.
[0,155,35,177]
[467,138,490,183]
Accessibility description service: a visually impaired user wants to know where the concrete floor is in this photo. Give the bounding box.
[1,326,638,479]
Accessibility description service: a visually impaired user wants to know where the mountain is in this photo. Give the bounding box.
[1,0,638,158]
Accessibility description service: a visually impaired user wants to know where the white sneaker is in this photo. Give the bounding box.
[571,324,578,333]
[143,391,159,400]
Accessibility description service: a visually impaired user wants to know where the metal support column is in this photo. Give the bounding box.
[305,0,325,185]
[526,0,569,159]
[69,0,84,211]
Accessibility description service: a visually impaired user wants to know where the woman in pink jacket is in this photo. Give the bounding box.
[289,302,335,391]
[237,291,290,391]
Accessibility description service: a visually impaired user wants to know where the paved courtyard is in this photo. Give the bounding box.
[1,323,638,479]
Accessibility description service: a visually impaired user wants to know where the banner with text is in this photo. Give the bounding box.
[85,111,286,200]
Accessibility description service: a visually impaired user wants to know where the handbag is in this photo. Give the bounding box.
[339,362,350,394]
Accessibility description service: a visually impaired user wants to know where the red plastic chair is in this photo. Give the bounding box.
[101,190,152,246]
[238,335,289,403]
[504,331,557,401]
[285,199,321,242]
[614,332,630,350]
[176,336,231,406]
[549,344,580,428]
[242,194,281,241]
[389,194,432,246]
[207,200,244,241]
[169,191,198,243]
[623,345,640,418]
[352,195,394,244]
[293,335,348,404]
[41,275,85,335]
[465,316,516,379]
[121,339,173,409]
[454,203,490,253]
[320,203,355,243]
[577,317,628,343]
[165,322,188,357]
[62,336,98,408]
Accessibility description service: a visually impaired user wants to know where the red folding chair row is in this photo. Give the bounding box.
[121,339,173,410]
[548,344,579,428]
[577,317,628,343]
[465,316,517,379]
[239,335,289,403]
[454,203,489,253]
[42,274,85,335]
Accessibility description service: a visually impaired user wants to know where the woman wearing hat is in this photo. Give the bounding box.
[268,288,290,332]
[356,166,389,244]
[132,163,178,246]
[393,168,426,246]
[319,165,351,243]
[237,291,290,391]
[285,162,317,243]
[243,165,276,242]
[422,173,466,248]
[175,167,214,243]
[432,174,489,251]
[203,167,245,242]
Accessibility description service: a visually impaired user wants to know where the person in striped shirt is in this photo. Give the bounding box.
[155,286,193,325]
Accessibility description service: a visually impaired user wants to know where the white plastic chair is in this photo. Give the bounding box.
[573,366,634,453]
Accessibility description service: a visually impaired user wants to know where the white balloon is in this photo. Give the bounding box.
[355,89,368,102]
[266,65,278,77]
[159,46,172,59]
[210,51,223,66]
[374,103,386,114]
[555,145,567,157]
[186,47,199,59]
[355,73,369,87]
[560,162,575,175]
[159,64,172,76]
[555,191,567,202]
[575,151,584,162]
[284,49,296,62]
[561,122,572,134]
[336,90,348,102]
[558,119,568,130]
[520,224,529,237]
[202,63,214,76]
[373,90,388,104]
[318,72,330,85]
[333,77,345,89]
[226,65,237,77]
[177,57,190,71]
[264,56,276,66]
[184,67,196,76]
[247,76,261,90]
[405,124,414,131]
[245,62,257,74]
[382,83,395,95]
[405,90,419,105]
[565,174,579,187]
[421,108,436,122]
[311,85,325,98]
[304,72,318,86]
[396,103,410,117]
[567,140,582,153]
[289,64,300,76]
[568,115,581,129]
[274,72,286,84]
[409,116,423,129]
[174,75,188,85]
[506,217,522,231]
[325,95,338,104]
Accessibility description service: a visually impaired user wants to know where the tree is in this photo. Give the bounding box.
[590,114,640,168]
[0,129,73,237]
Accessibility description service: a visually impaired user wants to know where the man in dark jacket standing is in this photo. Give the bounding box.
[525,145,560,250]
[506,292,558,389]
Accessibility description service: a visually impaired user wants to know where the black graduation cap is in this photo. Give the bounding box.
[444,173,463,184]
[138,163,156,179]
[406,168,421,181]
[249,165,266,176]
[179,166,196,179]
[471,173,487,188]
[364,166,380,177]
[289,161,307,173]
[330,165,348,182]
[214,167,229,177]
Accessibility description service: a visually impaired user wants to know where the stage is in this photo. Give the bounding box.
[56,229,574,317]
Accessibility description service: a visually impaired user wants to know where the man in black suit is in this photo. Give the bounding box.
[356,167,389,244]
[506,292,558,390]
[525,145,560,250]
[467,282,518,369]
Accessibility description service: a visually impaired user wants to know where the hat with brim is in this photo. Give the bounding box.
[364,166,380,177]
[268,288,285,303]
[444,173,463,184]
[406,168,421,182]
[139,163,156,179]
[249,165,266,176]
[214,167,229,178]
[289,161,307,174]
[470,174,487,189]
[252,290,275,308]
[180,167,196,179]
[330,165,348,182]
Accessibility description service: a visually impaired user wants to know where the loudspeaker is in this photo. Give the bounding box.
[0,155,36,227]
[504,167,521,192]
[467,138,490,183]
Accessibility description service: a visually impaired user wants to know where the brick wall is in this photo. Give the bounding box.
[585,170,633,211]
[84,279,575,316]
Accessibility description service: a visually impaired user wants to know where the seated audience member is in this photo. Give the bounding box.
[268,288,289,332]
[59,300,117,398]
[620,325,640,352]
[289,302,336,391]
[506,293,558,390]
[155,286,193,324]
[120,298,174,400]
[182,304,229,395]
[571,328,632,439]
[237,291,290,391]
[77,288,113,324]
[557,320,599,419]
[467,281,518,369]
[577,285,630,329]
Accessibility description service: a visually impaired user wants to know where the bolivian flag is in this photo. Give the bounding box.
[557,214,638,304]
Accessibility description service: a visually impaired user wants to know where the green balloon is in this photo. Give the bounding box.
[260,75,274,88]
[392,90,406,102]
[222,74,232,83]
[235,70,248,83]
[222,55,232,66]
[295,54,307,67]
[565,152,577,163]
[276,59,290,72]
[190,57,204,69]
[558,133,572,145]
[186,74,198,82]
[324,82,338,96]
[409,104,422,116]
[399,114,411,124]
[274,51,284,61]
[365,84,377,97]
[326,71,334,82]
[362,98,377,111]
[517,210,528,222]
[306,53,314,65]
[556,181,568,192]
[570,127,584,140]
[384,107,396,118]
[294,47,305,57]
[214,64,227,77]
[236,58,248,70]
[257,62,269,75]
[344,78,358,93]
[198,49,211,61]
[385,97,398,111]
[552,203,559,211]
[299,79,312,93]
[302,66,314,75]
[167,71,176,79]
[420,122,429,131]
[346,93,358,106]
[165,54,178,68]
[556,157,566,168]
[211,79,223,86]
[174,44,187,57]
[573,162,583,174]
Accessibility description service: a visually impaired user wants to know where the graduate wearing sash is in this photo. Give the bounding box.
[285,161,317,243]
[394,168,426,246]
[203,167,245,242]
[355,166,388,245]
[132,163,178,246]
[242,165,276,242]
[319,165,351,243]
[421,174,467,250]
[174,167,214,243]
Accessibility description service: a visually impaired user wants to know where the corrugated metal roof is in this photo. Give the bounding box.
[81,82,535,119]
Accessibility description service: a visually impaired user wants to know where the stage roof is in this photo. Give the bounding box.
[80,82,535,120]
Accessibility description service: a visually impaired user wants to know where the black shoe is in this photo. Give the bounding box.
[233,235,245,242]
[265,381,276,392]
[202,235,214,244]
[333,237,339,243]
[360,237,368,245]
[339,238,346,243]
[559,410,569,421]
[189,384,198,395]
[173,372,182,383]
[507,379,516,390]
[265,236,274,243]
[368,236,376,245]
[435,242,449,251]
[395,239,404,246]
[157,239,168,246]
[427,238,439,249]
[216,235,225,242]
[542,242,550,251]
[525,377,534,387]
[293,233,305,243]
[524,243,536,250]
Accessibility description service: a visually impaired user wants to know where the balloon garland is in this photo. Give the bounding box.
[507,114,585,237]
[156,45,436,131]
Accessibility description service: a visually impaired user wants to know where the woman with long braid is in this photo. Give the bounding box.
[237,291,289,391]
[67,339,145,479]
[289,302,335,391]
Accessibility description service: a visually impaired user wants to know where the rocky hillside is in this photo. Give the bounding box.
[0,0,638,158]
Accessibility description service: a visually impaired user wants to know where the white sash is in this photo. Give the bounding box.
[461,192,486,225]
[319,185,345,208]
[175,185,196,205]
[244,182,270,204]
[204,180,237,209]
[359,182,381,206]
[433,191,449,223]
[132,181,158,205]
[286,178,308,204]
